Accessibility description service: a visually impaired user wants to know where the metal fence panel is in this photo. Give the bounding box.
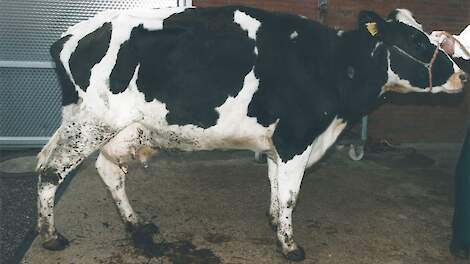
[0,68,62,137]
[0,0,189,147]
[0,0,182,61]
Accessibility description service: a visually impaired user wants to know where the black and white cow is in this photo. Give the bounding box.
[38,6,466,261]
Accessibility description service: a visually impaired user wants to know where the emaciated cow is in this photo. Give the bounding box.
[38,6,466,261]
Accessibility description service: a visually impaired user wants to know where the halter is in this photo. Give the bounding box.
[390,44,440,92]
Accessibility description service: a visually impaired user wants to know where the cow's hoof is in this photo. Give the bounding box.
[284,246,305,262]
[42,233,69,251]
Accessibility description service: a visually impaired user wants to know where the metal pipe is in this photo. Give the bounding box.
[0,60,55,69]
[0,137,50,148]
[361,116,368,142]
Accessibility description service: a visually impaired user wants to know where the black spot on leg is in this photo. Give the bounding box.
[286,191,298,209]
[40,167,62,185]
[116,178,124,190]
[287,199,295,209]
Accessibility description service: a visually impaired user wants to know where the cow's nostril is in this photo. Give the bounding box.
[459,73,468,82]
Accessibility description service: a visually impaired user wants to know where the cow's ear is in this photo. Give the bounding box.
[358,11,385,38]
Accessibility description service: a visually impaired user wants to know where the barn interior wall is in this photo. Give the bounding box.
[193,0,470,143]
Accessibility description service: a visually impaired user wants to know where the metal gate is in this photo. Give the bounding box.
[0,0,192,148]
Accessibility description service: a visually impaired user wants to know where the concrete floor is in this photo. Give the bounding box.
[0,149,39,264]
[16,144,468,263]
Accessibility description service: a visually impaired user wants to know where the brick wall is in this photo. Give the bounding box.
[193,0,470,142]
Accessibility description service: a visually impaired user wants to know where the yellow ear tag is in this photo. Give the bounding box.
[366,22,378,36]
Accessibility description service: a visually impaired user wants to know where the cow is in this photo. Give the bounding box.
[37,5,467,261]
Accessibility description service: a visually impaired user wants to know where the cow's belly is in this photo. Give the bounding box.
[101,118,275,166]
[144,117,276,152]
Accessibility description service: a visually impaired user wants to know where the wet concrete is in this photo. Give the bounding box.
[18,144,468,263]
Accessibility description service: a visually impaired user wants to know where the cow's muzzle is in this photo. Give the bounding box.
[437,70,467,94]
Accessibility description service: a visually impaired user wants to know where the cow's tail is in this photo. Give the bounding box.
[50,35,79,106]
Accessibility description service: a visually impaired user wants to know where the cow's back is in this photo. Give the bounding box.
[51,6,342,157]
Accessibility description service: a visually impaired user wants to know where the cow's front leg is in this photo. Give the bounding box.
[96,152,158,253]
[37,119,117,250]
[267,157,279,230]
[276,147,311,261]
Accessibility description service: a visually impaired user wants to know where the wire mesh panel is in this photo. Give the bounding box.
[0,68,62,137]
[0,0,182,61]
[0,0,189,146]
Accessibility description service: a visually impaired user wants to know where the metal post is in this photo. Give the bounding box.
[318,0,328,24]
[361,116,368,142]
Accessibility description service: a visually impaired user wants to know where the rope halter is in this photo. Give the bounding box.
[390,44,440,92]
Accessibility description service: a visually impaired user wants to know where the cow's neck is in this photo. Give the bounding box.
[334,30,389,123]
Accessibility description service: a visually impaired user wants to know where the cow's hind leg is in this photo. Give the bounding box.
[37,119,116,250]
[275,148,311,261]
[96,152,158,253]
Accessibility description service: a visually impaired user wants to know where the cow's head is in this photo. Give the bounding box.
[358,9,467,94]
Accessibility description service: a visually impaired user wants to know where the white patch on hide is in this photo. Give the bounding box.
[371,42,383,57]
[392,9,423,31]
[276,145,312,252]
[306,117,347,167]
[290,31,298,39]
[130,68,275,154]
[234,10,261,40]
[382,52,430,94]
[58,8,187,127]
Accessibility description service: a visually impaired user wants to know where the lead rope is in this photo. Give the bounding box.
[427,46,440,92]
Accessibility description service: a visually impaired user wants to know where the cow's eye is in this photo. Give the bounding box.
[417,41,426,50]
